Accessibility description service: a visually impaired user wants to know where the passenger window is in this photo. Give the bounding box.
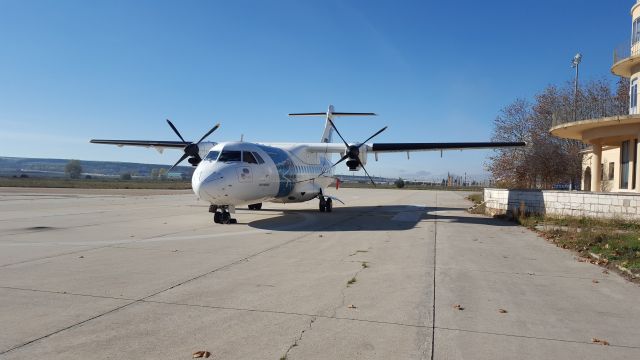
[243,151,258,164]
[218,150,241,162]
[252,152,265,164]
[204,151,219,162]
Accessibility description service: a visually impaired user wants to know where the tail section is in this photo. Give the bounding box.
[289,105,376,143]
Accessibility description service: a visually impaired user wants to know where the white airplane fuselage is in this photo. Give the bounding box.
[192,141,335,207]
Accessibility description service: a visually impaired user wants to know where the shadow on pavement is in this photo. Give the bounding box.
[246,205,516,232]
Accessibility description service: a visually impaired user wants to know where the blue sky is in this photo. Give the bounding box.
[0,0,632,180]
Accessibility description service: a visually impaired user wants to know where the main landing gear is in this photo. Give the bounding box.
[209,205,237,224]
[318,194,333,213]
[248,203,262,210]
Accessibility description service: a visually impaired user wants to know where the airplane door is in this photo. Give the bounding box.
[243,151,277,196]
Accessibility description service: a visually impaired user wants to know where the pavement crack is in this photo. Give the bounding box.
[0,207,370,356]
[281,316,316,359]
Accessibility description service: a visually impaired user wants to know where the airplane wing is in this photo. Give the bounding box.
[90,139,188,153]
[369,141,526,152]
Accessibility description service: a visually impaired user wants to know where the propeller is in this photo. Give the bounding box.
[166,119,220,172]
[320,119,387,186]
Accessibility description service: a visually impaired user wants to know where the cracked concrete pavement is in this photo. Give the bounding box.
[0,187,639,359]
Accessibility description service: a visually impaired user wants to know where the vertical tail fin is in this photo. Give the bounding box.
[288,105,376,143]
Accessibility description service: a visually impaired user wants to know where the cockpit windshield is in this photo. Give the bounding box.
[218,150,242,162]
[204,151,219,162]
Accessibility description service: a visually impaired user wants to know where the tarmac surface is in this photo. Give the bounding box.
[0,187,639,359]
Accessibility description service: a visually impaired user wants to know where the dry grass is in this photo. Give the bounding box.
[516,214,640,275]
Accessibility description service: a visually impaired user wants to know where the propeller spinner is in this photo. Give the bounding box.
[321,119,387,186]
[166,119,220,172]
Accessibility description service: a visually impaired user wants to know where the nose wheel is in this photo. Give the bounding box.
[319,196,333,213]
[211,206,237,224]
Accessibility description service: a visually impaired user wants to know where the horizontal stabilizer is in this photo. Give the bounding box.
[289,112,376,117]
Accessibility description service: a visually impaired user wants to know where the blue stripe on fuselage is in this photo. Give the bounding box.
[256,145,295,197]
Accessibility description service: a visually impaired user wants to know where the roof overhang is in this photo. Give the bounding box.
[550,114,640,145]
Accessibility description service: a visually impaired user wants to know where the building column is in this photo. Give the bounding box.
[591,142,602,192]
[636,135,640,193]
[631,137,636,190]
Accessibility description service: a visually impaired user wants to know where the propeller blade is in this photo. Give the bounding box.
[196,123,221,144]
[360,126,388,145]
[319,154,349,176]
[327,119,350,148]
[358,158,376,187]
[167,153,189,173]
[166,119,187,144]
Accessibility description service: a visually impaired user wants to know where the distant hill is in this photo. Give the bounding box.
[0,157,194,179]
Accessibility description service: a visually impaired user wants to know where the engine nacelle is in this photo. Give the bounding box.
[346,144,368,171]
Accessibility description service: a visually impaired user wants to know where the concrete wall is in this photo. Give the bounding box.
[483,188,640,219]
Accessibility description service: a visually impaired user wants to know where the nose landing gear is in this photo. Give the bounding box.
[318,195,333,213]
[209,205,237,224]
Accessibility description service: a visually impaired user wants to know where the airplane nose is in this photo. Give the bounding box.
[195,171,226,201]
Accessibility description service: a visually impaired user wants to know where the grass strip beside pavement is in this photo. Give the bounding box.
[0,177,192,190]
[516,215,640,279]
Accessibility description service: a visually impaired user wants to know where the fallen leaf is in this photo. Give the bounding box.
[453,304,464,311]
[592,279,599,284]
[192,351,211,358]
[319,234,323,238]
[347,304,357,309]
[591,338,609,346]
[78,256,84,259]
[498,309,508,313]
[602,270,609,275]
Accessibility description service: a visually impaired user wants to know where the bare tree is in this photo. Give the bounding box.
[487,77,628,189]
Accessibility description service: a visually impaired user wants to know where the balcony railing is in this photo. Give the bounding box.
[613,43,640,64]
[551,96,628,129]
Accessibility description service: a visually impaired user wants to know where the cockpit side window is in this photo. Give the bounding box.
[204,151,219,162]
[243,151,258,164]
[252,152,265,164]
[218,150,241,162]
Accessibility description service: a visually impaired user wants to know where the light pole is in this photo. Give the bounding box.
[570,53,582,190]
[571,53,582,121]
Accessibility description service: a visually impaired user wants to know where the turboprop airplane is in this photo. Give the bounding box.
[91,106,525,224]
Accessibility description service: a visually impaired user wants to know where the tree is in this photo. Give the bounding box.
[150,168,160,180]
[487,78,628,189]
[395,178,405,188]
[64,160,82,179]
[158,168,168,180]
[120,173,132,180]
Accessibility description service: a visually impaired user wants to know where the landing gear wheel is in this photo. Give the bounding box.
[325,198,333,212]
[221,211,231,224]
[248,203,262,210]
[213,212,222,224]
[319,198,326,212]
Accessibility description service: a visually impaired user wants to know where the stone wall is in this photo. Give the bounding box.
[483,188,640,219]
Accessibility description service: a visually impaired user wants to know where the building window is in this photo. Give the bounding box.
[621,140,630,189]
[631,78,638,113]
[609,162,615,181]
[633,18,640,44]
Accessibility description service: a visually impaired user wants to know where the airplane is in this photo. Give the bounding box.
[91,105,525,224]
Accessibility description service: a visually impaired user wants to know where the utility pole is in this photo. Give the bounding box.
[572,53,582,121]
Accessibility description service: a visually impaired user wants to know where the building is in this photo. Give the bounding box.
[550,1,640,193]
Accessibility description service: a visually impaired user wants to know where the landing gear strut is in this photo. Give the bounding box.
[318,193,333,213]
[209,205,237,224]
